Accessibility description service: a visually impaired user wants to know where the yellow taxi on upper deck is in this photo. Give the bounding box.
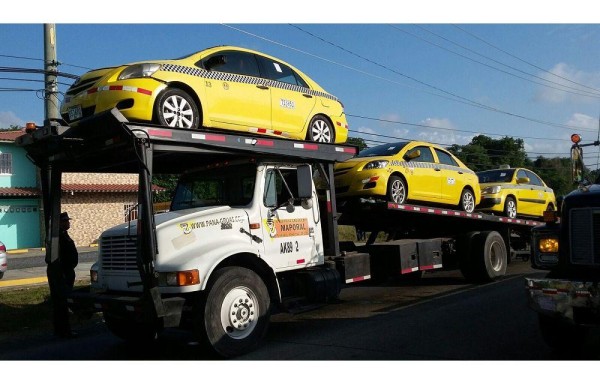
[476,166,556,219]
[60,46,348,143]
[334,141,481,212]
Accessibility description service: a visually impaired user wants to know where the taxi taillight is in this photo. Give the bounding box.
[0,243,6,252]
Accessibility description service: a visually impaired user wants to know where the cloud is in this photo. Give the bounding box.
[0,111,25,128]
[523,113,597,157]
[415,117,473,146]
[535,63,600,104]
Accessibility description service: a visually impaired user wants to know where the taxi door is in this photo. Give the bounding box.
[202,51,271,130]
[259,165,322,271]
[403,145,442,202]
[257,56,316,135]
[434,148,464,202]
[515,168,536,215]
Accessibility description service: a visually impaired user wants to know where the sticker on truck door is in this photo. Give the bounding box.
[264,218,309,239]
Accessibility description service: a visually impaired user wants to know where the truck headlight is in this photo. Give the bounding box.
[539,237,559,253]
[482,186,502,194]
[118,63,160,80]
[363,160,388,170]
[159,269,200,287]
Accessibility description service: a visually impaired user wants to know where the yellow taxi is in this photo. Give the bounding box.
[60,46,348,143]
[334,141,481,212]
[476,167,557,219]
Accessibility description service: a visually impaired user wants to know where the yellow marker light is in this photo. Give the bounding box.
[539,238,559,253]
[571,134,581,144]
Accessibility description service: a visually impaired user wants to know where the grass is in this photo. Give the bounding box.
[0,281,96,340]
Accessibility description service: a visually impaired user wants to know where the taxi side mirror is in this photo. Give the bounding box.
[404,149,421,161]
[516,177,530,184]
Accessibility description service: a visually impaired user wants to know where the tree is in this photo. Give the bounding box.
[447,135,530,172]
[347,137,368,151]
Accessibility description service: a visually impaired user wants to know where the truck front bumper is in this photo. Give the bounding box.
[526,277,600,325]
[67,286,187,328]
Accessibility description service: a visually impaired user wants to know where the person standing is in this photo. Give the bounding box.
[46,212,79,338]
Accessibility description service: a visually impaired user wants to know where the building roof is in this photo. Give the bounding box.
[0,187,40,197]
[0,129,25,142]
[0,184,164,197]
[62,184,165,193]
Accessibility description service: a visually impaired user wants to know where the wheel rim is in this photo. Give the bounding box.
[507,200,517,218]
[310,119,332,143]
[488,240,504,272]
[391,179,406,203]
[462,191,475,213]
[162,95,194,128]
[220,286,259,340]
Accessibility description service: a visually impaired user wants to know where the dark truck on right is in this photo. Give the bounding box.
[526,133,600,348]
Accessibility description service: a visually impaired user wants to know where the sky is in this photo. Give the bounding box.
[2,1,600,170]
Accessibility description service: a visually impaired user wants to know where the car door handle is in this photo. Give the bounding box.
[435,168,441,171]
[256,85,269,90]
[302,93,313,98]
[458,171,464,174]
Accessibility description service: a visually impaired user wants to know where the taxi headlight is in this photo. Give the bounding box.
[482,186,502,194]
[363,160,389,170]
[118,63,161,80]
[539,237,559,253]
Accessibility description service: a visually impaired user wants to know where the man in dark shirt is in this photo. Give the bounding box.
[46,212,79,338]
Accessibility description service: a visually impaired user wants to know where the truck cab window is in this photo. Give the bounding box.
[264,168,300,208]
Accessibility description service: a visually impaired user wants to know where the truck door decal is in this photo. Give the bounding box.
[263,218,309,239]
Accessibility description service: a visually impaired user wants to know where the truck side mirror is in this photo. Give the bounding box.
[297,164,313,199]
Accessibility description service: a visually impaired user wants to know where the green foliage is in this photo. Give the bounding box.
[347,137,368,151]
[152,174,178,202]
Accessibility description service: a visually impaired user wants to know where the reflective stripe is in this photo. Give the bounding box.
[388,160,476,175]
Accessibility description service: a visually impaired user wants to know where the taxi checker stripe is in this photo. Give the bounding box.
[390,161,476,175]
[161,64,340,102]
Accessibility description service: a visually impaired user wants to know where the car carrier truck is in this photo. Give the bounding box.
[526,133,600,349]
[17,109,541,357]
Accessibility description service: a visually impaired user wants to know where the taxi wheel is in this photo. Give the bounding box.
[503,197,517,218]
[387,176,407,204]
[307,115,334,143]
[459,188,475,213]
[155,88,200,129]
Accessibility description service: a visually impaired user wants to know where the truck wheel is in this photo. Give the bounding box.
[199,267,271,358]
[387,176,407,204]
[459,188,475,213]
[154,88,200,129]
[306,115,334,143]
[504,196,517,218]
[538,314,588,349]
[460,231,507,282]
[103,313,159,343]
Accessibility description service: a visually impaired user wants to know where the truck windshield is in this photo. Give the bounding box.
[171,164,256,211]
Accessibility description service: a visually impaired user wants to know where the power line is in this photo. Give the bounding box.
[280,24,595,133]
[0,53,92,70]
[393,24,600,99]
[0,76,72,86]
[451,25,600,95]
[0,66,79,79]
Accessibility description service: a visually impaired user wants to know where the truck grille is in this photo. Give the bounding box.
[570,208,600,266]
[100,235,138,271]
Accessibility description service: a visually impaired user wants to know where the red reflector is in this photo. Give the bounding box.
[256,139,274,147]
[138,88,152,95]
[205,134,226,142]
[296,259,305,264]
[148,129,173,138]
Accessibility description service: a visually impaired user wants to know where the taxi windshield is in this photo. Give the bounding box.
[477,169,515,183]
[358,142,409,158]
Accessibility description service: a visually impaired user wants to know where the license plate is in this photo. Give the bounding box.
[68,105,82,121]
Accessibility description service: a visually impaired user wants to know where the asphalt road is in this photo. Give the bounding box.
[1,260,598,361]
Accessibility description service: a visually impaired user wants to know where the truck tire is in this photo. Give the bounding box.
[154,88,200,129]
[198,266,271,358]
[103,313,159,343]
[538,314,588,349]
[460,231,507,283]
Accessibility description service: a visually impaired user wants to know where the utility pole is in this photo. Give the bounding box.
[44,23,60,125]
